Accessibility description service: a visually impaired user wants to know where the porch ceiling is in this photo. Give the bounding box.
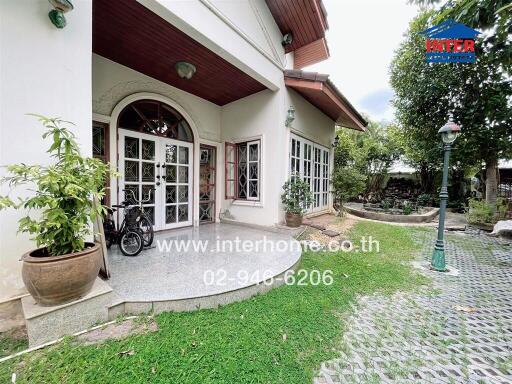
[92,0,267,106]
[284,70,367,131]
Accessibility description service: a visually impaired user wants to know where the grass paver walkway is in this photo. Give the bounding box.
[315,230,512,384]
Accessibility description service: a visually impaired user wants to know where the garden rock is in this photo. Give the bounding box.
[491,220,512,238]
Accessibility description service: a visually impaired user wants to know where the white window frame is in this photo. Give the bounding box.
[225,138,262,202]
[289,133,330,213]
[243,140,260,201]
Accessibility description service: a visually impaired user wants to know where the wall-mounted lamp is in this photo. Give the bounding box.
[285,106,295,127]
[175,61,197,80]
[48,0,74,29]
[332,135,340,148]
[282,33,293,47]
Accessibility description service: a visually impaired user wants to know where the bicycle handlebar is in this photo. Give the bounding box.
[123,188,155,205]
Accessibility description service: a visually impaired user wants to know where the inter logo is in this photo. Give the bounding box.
[420,19,480,63]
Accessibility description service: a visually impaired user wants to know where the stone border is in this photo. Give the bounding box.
[344,204,439,223]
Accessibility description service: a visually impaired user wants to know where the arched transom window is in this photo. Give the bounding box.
[118,99,193,142]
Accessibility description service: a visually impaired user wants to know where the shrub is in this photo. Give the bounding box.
[331,167,366,210]
[402,201,413,215]
[417,193,432,207]
[0,116,110,256]
[465,198,508,225]
[281,177,313,215]
[382,199,392,211]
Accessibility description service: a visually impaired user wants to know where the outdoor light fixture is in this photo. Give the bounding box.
[48,0,73,29]
[439,120,461,144]
[175,61,197,80]
[332,135,340,148]
[282,33,293,47]
[285,106,295,127]
[431,120,461,272]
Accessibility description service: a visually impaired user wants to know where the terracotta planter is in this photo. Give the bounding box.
[21,242,101,306]
[285,212,303,228]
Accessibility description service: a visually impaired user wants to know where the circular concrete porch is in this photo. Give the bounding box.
[105,223,301,316]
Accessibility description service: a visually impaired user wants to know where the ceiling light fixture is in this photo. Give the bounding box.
[175,61,197,80]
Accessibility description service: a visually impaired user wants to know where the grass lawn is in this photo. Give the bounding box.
[0,221,429,383]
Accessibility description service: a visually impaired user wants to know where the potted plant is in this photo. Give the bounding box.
[281,177,313,227]
[0,116,110,306]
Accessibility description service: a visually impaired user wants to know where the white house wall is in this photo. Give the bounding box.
[0,1,93,301]
[220,89,286,226]
[92,54,222,142]
[286,89,336,149]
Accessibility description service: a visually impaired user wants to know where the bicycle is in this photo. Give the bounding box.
[103,201,144,256]
[124,188,155,247]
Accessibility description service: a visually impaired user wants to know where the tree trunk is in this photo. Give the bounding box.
[485,159,498,207]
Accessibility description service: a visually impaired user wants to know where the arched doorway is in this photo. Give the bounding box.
[117,99,194,230]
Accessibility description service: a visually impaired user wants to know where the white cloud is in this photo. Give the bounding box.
[307,0,419,122]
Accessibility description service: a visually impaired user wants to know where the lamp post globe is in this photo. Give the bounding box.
[431,120,461,272]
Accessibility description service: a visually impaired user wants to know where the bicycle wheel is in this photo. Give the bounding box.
[120,230,144,256]
[138,214,154,247]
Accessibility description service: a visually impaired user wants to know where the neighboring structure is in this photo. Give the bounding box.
[0,1,366,304]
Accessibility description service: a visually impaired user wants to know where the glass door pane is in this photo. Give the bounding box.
[119,131,158,227]
[199,145,216,223]
[162,140,192,229]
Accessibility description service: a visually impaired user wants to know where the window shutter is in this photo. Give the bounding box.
[225,142,237,199]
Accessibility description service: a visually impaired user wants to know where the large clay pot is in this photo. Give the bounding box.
[285,212,303,228]
[21,242,101,306]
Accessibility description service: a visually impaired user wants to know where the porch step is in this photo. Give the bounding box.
[21,278,113,347]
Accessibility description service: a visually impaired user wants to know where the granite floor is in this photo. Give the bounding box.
[105,223,301,303]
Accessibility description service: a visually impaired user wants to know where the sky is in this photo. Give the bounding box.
[307,0,419,123]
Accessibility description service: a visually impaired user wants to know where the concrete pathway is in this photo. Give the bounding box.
[315,230,512,384]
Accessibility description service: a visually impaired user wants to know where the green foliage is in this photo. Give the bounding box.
[281,177,313,214]
[0,222,428,384]
[402,201,414,215]
[332,118,399,207]
[417,193,433,207]
[390,9,512,196]
[0,116,110,256]
[416,0,512,73]
[465,197,508,224]
[331,167,366,208]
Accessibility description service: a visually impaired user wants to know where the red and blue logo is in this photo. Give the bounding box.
[421,19,480,63]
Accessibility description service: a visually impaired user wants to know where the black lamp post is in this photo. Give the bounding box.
[431,121,461,271]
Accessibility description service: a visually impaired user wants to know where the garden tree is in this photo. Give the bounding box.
[351,120,400,196]
[411,0,511,74]
[331,119,399,208]
[390,8,512,207]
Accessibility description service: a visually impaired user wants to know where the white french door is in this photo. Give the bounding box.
[118,129,193,231]
[289,134,330,213]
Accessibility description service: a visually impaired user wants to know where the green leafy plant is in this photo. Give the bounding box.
[417,194,432,207]
[381,199,392,211]
[331,167,366,211]
[465,198,508,225]
[402,201,413,215]
[0,116,110,256]
[281,177,313,215]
